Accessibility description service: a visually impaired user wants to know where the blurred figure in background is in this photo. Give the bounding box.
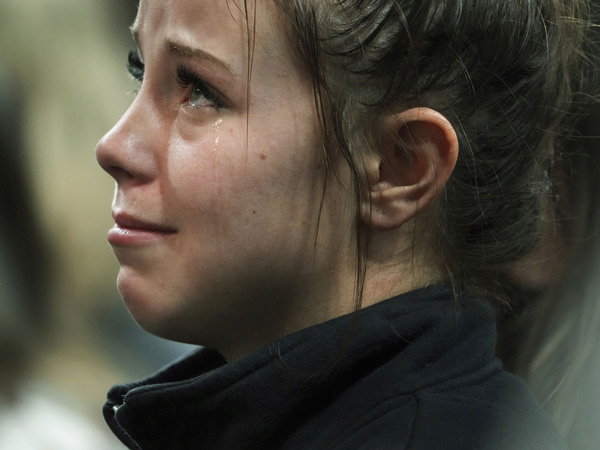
[0,60,48,406]
[0,0,191,447]
[503,100,600,449]
[496,12,600,442]
[0,59,116,449]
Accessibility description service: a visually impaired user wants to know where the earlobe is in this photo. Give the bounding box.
[360,107,458,231]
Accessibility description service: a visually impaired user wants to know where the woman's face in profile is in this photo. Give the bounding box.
[95,0,354,354]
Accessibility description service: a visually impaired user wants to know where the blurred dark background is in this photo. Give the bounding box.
[0,1,192,447]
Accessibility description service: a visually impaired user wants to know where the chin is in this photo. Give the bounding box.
[117,269,173,332]
[115,267,210,345]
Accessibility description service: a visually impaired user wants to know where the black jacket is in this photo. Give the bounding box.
[104,285,565,449]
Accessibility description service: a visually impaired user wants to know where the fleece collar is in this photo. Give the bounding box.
[104,285,497,449]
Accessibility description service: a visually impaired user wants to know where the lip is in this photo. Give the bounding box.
[108,212,177,246]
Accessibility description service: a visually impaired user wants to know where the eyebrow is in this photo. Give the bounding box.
[129,27,236,76]
[164,40,237,76]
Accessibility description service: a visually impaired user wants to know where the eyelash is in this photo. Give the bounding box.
[127,50,144,83]
[126,49,227,110]
[176,64,227,109]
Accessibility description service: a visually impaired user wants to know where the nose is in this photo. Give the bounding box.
[95,95,159,186]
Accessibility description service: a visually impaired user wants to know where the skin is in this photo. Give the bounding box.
[96,0,359,359]
[96,0,458,360]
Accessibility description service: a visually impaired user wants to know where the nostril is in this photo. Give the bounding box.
[105,165,135,183]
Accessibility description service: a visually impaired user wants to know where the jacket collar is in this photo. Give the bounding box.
[104,285,497,449]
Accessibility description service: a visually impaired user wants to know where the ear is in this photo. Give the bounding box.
[360,107,458,231]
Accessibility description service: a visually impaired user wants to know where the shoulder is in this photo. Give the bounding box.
[336,371,565,450]
[285,370,565,450]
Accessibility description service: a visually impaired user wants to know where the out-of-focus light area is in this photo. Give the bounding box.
[0,1,192,447]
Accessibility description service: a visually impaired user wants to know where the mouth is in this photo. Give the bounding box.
[113,212,176,233]
[108,211,176,246]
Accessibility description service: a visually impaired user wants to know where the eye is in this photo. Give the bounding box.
[176,64,227,109]
[127,49,144,83]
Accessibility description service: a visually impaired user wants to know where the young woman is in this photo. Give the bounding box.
[96,0,595,448]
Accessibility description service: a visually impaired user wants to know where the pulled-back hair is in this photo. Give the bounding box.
[273,0,594,308]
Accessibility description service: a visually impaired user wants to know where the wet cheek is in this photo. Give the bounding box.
[170,152,267,228]
[166,139,226,210]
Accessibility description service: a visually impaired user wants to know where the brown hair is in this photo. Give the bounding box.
[272,0,595,309]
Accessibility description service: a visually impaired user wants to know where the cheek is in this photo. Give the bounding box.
[165,108,328,259]
[167,125,239,210]
[172,118,322,204]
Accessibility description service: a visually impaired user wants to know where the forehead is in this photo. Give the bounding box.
[133,0,295,76]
